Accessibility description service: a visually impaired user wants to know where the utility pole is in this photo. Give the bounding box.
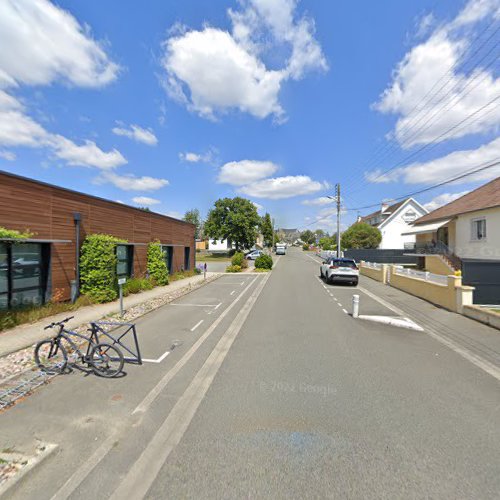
[336,183,341,258]
[272,217,275,252]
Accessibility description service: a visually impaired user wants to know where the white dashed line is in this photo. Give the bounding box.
[342,308,348,314]
[230,290,236,296]
[337,302,343,307]
[190,320,204,332]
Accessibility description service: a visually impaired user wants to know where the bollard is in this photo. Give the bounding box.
[352,294,360,318]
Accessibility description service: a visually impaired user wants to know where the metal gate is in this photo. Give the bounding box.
[461,259,500,305]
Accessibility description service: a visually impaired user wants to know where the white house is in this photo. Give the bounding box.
[207,239,233,252]
[358,198,428,249]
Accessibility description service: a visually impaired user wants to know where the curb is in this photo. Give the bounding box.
[0,443,58,497]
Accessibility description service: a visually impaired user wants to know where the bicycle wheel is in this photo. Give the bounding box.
[34,339,67,374]
[89,343,124,378]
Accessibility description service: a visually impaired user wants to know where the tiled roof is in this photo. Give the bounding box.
[415,177,500,224]
[360,199,407,223]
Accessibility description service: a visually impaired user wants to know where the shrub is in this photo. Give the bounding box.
[226,264,242,273]
[0,227,34,239]
[123,277,154,296]
[240,257,248,269]
[147,241,169,286]
[302,243,310,251]
[255,254,273,270]
[231,251,244,267]
[80,234,127,303]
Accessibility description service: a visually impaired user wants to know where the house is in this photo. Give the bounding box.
[279,228,300,244]
[358,198,428,249]
[208,239,233,252]
[0,170,195,310]
[403,177,500,304]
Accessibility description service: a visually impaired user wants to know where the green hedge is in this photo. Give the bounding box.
[226,264,242,273]
[0,227,33,239]
[255,254,273,270]
[80,234,127,303]
[231,251,244,267]
[147,241,169,286]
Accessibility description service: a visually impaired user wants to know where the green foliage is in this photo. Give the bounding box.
[205,197,260,251]
[302,243,310,251]
[183,208,202,239]
[300,230,316,245]
[80,234,127,303]
[255,254,273,270]
[0,295,93,332]
[231,251,244,267]
[260,213,274,247]
[319,236,336,251]
[341,222,382,249]
[0,227,34,239]
[147,241,169,286]
[123,277,154,296]
[226,264,242,273]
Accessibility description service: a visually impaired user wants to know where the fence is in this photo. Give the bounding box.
[393,266,449,286]
[344,249,417,265]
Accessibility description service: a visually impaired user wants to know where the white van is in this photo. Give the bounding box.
[276,244,286,255]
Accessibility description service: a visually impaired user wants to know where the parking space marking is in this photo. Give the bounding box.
[207,302,223,315]
[230,290,236,296]
[190,320,204,332]
[170,303,219,308]
[143,350,171,364]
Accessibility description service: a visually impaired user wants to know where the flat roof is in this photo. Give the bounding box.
[0,169,195,228]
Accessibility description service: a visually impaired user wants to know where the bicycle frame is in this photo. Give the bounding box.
[52,325,95,362]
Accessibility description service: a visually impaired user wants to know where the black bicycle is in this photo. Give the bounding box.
[34,316,124,378]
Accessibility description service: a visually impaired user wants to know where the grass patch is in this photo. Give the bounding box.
[169,270,199,282]
[0,295,94,333]
[254,268,271,273]
[196,253,231,262]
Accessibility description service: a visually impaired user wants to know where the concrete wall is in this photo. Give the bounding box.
[455,208,500,260]
[424,255,455,275]
[389,266,474,313]
[463,305,500,330]
[360,263,387,283]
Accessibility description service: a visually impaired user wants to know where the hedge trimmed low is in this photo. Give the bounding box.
[255,254,273,270]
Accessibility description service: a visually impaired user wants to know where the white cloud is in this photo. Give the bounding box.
[424,191,470,212]
[97,171,169,191]
[179,149,215,163]
[49,135,126,169]
[161,0,327,120]
[238,175,326,199]
[366,136,500,184]
[112,124,158,146]
[252,201,264,211]
[301,196,334,206]
[132,196,161,206]
[163,210,182,219]
[218,160,279,185]
[0,150,15,161]
[373,0,500,148]
[0,0,119,89]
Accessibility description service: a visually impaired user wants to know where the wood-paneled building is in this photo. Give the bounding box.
[0,170,195,310]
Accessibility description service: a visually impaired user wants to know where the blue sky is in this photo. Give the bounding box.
[0,0,499,234]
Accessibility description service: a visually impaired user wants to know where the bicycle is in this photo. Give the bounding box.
[34,316,124,378]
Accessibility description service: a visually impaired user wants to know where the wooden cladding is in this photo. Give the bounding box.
[0,172,195,302]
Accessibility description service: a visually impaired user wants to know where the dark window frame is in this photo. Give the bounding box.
[116,244,134,279]
[161,245,173,274]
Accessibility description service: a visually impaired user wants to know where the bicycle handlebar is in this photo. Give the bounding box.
[44,316,75,330]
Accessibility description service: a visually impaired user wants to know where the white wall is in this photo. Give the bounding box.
[455,208,500,260]
[379,200,427,249]
[208,239,230,252]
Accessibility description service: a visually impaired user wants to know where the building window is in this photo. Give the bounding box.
[0,242,49,310]
[116,245,133,279]
[471,218,486,241]
[184,246,191,271]
[403,210,417,222]
[161,245,173,274]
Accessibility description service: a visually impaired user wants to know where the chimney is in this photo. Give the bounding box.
[381,202,389,214]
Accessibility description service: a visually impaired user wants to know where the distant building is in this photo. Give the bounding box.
[358,198,428,249]
[279,228,300,244]
[208,239,233,252]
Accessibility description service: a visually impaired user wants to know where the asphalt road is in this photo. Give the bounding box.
[2,248,500,499]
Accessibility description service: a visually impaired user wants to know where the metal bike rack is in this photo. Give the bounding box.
[89,321,142,365]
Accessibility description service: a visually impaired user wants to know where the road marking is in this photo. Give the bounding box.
[133,278,258,415]
[359,282,500,382]
[342,308,348,314]
[170,303,219,307]
[111,273,271,500]
[358,315,424,331]
[190,320,204,332]
[333,297,338,302]
[337,302,343,307]
[142,350,171,364]
[230,290,236,296]
[51,275,261,500]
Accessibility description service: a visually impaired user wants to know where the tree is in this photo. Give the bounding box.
[300,230,316,245]
[183,209,202,239]
[319,236,336,250]
[204,197,260,251]
[341,222,382,249]
[314,229,326,240]
[260,213,274,247]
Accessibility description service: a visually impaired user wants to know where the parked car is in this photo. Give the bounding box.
[320,258,359,286]
[246,250,264,260]
[275,244,286,255]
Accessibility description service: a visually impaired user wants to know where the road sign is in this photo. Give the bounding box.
[118,277,126,285]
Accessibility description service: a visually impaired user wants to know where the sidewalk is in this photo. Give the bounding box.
[359,275,500,370]
[0,272,221,358]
